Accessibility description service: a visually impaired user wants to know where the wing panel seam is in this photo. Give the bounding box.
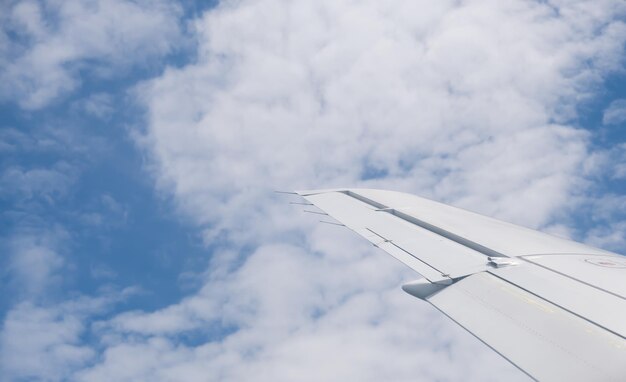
[519,256,625,300]
[446,276,617,381]
[487,270,626,340]
[365,227,451,280]
[425,302,538,381]
[344,190,507,259]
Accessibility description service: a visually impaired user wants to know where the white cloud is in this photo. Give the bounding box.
[0,0,184,109]
[0,123,97,155]
[79,239,526,382]
[611,143,626,179]
[0,162,77,202]
[138,0,625,237]
[603,98,626,125]
[0,302,94,381]
[0,291,139,382]
[4,227,69,299]
[74,92,115,120]
[581,191,626,251]
[586,220,626,250]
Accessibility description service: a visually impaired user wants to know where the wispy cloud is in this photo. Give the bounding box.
[0,0,184,109]
[5,228,67,299]
[603,99,626,125]
[0,163,77,202]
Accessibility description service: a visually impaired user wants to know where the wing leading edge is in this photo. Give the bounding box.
[295,188,626,382]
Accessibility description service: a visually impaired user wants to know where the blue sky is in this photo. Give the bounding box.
[1,1,625,381]
[0,54,199,312]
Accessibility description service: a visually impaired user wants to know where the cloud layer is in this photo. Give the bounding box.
[1,0,625,381]
[140,0,625,237]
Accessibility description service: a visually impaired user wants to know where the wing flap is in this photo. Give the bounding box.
[489,261,626,338]
[428,272,626,382]
[302,191,492,283]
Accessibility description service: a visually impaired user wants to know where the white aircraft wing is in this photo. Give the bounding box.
[295,188,626,382]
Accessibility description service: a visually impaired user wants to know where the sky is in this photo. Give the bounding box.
[0,0,625,381]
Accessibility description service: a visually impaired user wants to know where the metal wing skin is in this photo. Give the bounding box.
[295,188,626,382]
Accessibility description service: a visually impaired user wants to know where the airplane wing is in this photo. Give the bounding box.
[295,188,626,382]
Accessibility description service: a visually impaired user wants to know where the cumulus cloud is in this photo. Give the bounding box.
[0,0,184,109]
[138,0,626,240]
[80,239,525,382]
[0,291,139,381]
[0,302,94,381]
